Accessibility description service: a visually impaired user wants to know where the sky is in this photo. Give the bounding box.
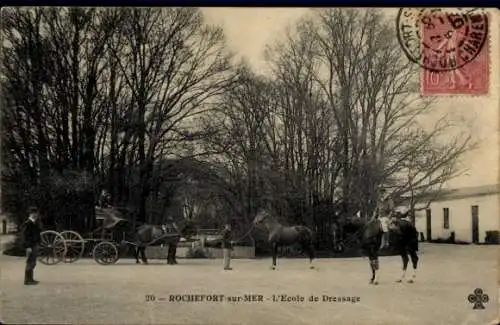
[201,8,499,189]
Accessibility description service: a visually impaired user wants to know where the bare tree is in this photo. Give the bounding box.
[265,21,343,229]
[109,8,235,222]
[1,7,236,230]
[297,8,474,219]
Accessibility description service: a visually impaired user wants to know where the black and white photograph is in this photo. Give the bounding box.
[0,7,499,325]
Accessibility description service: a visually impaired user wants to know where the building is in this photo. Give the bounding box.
[409,185,499,244]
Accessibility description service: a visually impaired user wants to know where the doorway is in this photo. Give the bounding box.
[426,209,432,241]
[471,205,479,244]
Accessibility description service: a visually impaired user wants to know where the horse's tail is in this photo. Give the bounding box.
[292,226,315,245]
[308,227,316,246]
[301,226,316,247]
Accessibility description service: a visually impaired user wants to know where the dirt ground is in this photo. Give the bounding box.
[1,243,498,325]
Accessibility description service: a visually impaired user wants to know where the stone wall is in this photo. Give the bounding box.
[145,246,255,259]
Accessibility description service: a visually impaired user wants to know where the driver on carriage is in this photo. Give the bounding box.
[98,189,112,208]
[162,217,178,234]
[376,186,394,249]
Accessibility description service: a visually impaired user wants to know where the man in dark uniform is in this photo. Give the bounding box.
[22,206,42,285]
[221,222,233,270]
[164,217,178,265]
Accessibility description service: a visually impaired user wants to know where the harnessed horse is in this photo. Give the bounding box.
[132,219,197,265]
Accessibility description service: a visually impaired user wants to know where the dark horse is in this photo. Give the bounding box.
[132,219,197,265]
[345,211,419,285]
[388,212,420,283]
[253,210,315,270]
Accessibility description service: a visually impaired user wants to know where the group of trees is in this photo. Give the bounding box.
[1,8,474,249]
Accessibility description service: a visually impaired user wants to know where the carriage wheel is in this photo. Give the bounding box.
[93,241,119,265]
[38,230,67,265]
[60,230,85,263]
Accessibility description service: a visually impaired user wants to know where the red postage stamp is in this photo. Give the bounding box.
[420,37,489,95]
[397,9,489,96]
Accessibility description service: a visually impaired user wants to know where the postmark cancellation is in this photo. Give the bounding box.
[397,8,490,96]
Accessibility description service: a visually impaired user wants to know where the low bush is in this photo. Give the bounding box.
[429,237,470,245]
[2,235,25,257]
[485,231,500,244]
[186,247,210,259]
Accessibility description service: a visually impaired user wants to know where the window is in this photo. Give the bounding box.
[443,208,450,229]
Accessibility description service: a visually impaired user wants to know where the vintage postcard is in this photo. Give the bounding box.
[0,7,499,325]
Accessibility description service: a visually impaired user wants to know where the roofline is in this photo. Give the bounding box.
[400,184,500,203]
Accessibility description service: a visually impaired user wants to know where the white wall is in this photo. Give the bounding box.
[414,208,427,238]
[413,194,499,243]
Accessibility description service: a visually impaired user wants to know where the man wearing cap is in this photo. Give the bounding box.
[221,222,233,270]
[377,187,394,249]
[22,207,42,285]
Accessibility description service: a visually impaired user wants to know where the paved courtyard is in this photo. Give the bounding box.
[1,243,498,325]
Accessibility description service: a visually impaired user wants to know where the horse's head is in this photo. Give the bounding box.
[388,217,400,233]
[387,210,410,233]
[253,210,270,226]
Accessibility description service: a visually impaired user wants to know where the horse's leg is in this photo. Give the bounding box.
[134,246,140,264]
[368,257,376,284]
[308,243,315,269]
[140,246,148,264]
[372,257,380,284]
[408,250,419,283]
[302,240,315,269]
[271,243,278,270]
[171,243,178,264]
[397,252,409,283]
[369,248,379,285]
[166,244,172,264]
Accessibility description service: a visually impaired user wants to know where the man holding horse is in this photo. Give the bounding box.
[221,223,233,270]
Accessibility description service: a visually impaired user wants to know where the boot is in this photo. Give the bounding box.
[30,270,39,284]
[24,270,29,285]
[24,270,39,285]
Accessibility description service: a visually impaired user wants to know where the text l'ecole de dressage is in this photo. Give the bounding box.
[145,294,361,304]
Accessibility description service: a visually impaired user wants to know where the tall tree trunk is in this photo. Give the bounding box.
[108,55,118,202]
[70,12,80,169]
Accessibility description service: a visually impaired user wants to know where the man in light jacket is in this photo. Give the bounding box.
[377,187,394,249]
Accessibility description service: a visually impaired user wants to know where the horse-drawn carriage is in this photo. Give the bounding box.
[37,206,189,265]
[37,207,127,265]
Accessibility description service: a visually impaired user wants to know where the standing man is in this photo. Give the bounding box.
[221,222,233,270]
[377,187,394,249]
[22,207,42,285]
